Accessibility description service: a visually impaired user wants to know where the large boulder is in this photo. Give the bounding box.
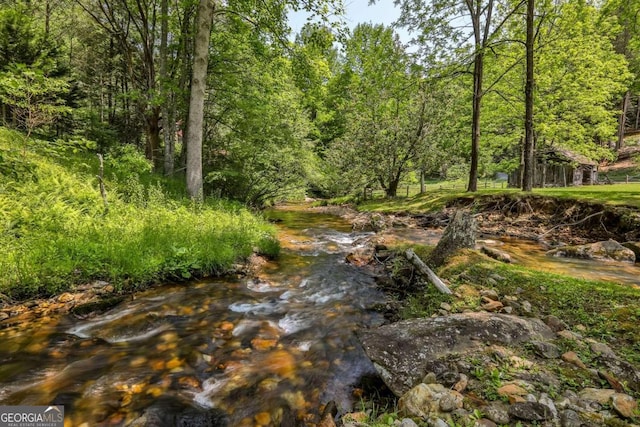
[546,239,635,263]
[358,312,555,396]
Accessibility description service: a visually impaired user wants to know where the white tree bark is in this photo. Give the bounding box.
[186,0,215,199]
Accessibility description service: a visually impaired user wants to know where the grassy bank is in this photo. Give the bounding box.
[354,184,640,213]
[403,248,640,362]
[0,128,278,299]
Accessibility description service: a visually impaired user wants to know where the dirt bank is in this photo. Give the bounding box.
[318,194,640,246]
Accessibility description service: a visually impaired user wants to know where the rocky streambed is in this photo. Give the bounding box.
[352,282,640,427]
[327,197,640,427]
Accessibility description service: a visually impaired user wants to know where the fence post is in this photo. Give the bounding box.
[627,175,629,184]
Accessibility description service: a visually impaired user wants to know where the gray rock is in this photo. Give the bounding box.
[399,419,419,427]
[440,302,452,311]
[543,315,568,332]
[588,341,616,358]
[483,402,510,425]
[485,277,498,286]
[547,239,635,263]
[521,301,533,313]
[563,390,579,405]
[451,408,469,419]
[480,246,512,263]
[398,383,447,418]
[597,353,640,391]
[480,289,500,300]
[359,312,555,396]
[560,409,583,427]
[509,402,555,421]
[578,388,616,404]
[440,371,460,387]
[539,393,558,419]
[473,419,497,427]
[555,396,572,410]
[530,340,561,359]
[439,391,463,412]
[427,419,448,427]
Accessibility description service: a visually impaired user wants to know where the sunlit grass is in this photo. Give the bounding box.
[357,182,640,213]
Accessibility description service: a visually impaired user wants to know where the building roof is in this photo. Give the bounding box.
[543,147,597,166]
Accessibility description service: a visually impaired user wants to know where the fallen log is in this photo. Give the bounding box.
[404,249,452,294]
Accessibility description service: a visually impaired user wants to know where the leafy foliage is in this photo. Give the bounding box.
[0,128,278,298]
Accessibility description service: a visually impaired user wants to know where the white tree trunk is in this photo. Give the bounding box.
[186,0,215,199]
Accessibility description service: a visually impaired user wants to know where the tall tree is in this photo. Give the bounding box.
[325,24,437,197]
[395,0,525,191]
[522,0,534,191]
[186,0,215,199]
[602,0,640,150]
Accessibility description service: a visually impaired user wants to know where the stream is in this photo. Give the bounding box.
[1,207,639,427]
[0,208,386,426]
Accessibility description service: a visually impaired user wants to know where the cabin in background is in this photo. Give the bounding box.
[508,147,598,187]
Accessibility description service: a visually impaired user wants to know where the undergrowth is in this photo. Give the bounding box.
[0,127,279,298]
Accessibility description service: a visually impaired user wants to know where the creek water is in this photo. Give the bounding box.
[2,207,639,427]
[0,208,386,426]
[382,227,640,287]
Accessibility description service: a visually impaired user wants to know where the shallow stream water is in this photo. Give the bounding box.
[0,208,385,426]
[1,207,639,427]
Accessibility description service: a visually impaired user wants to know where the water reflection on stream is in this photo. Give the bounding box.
[0,208,385,426]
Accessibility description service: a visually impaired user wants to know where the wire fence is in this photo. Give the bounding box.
[362,175,640,200]
[363,180,510,199]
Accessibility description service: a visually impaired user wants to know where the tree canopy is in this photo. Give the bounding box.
[0,0,637,203]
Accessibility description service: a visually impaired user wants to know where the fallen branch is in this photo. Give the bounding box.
[538,211,603,239]
[404,249,452,294]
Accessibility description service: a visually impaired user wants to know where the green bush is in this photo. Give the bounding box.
[0,127,279,298]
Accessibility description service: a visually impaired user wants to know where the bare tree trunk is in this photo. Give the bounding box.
[467,51,483,192]
[159,0,174,176]
[635,95,640,130]
[386,178,400,198]
[420,169,425,194]
[186,0,215,199]
[427,210,476,268]
[522,0,535,192]
[617,91,630,151]
[145,107,163,170]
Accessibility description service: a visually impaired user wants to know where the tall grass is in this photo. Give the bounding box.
[0,128,278,298]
